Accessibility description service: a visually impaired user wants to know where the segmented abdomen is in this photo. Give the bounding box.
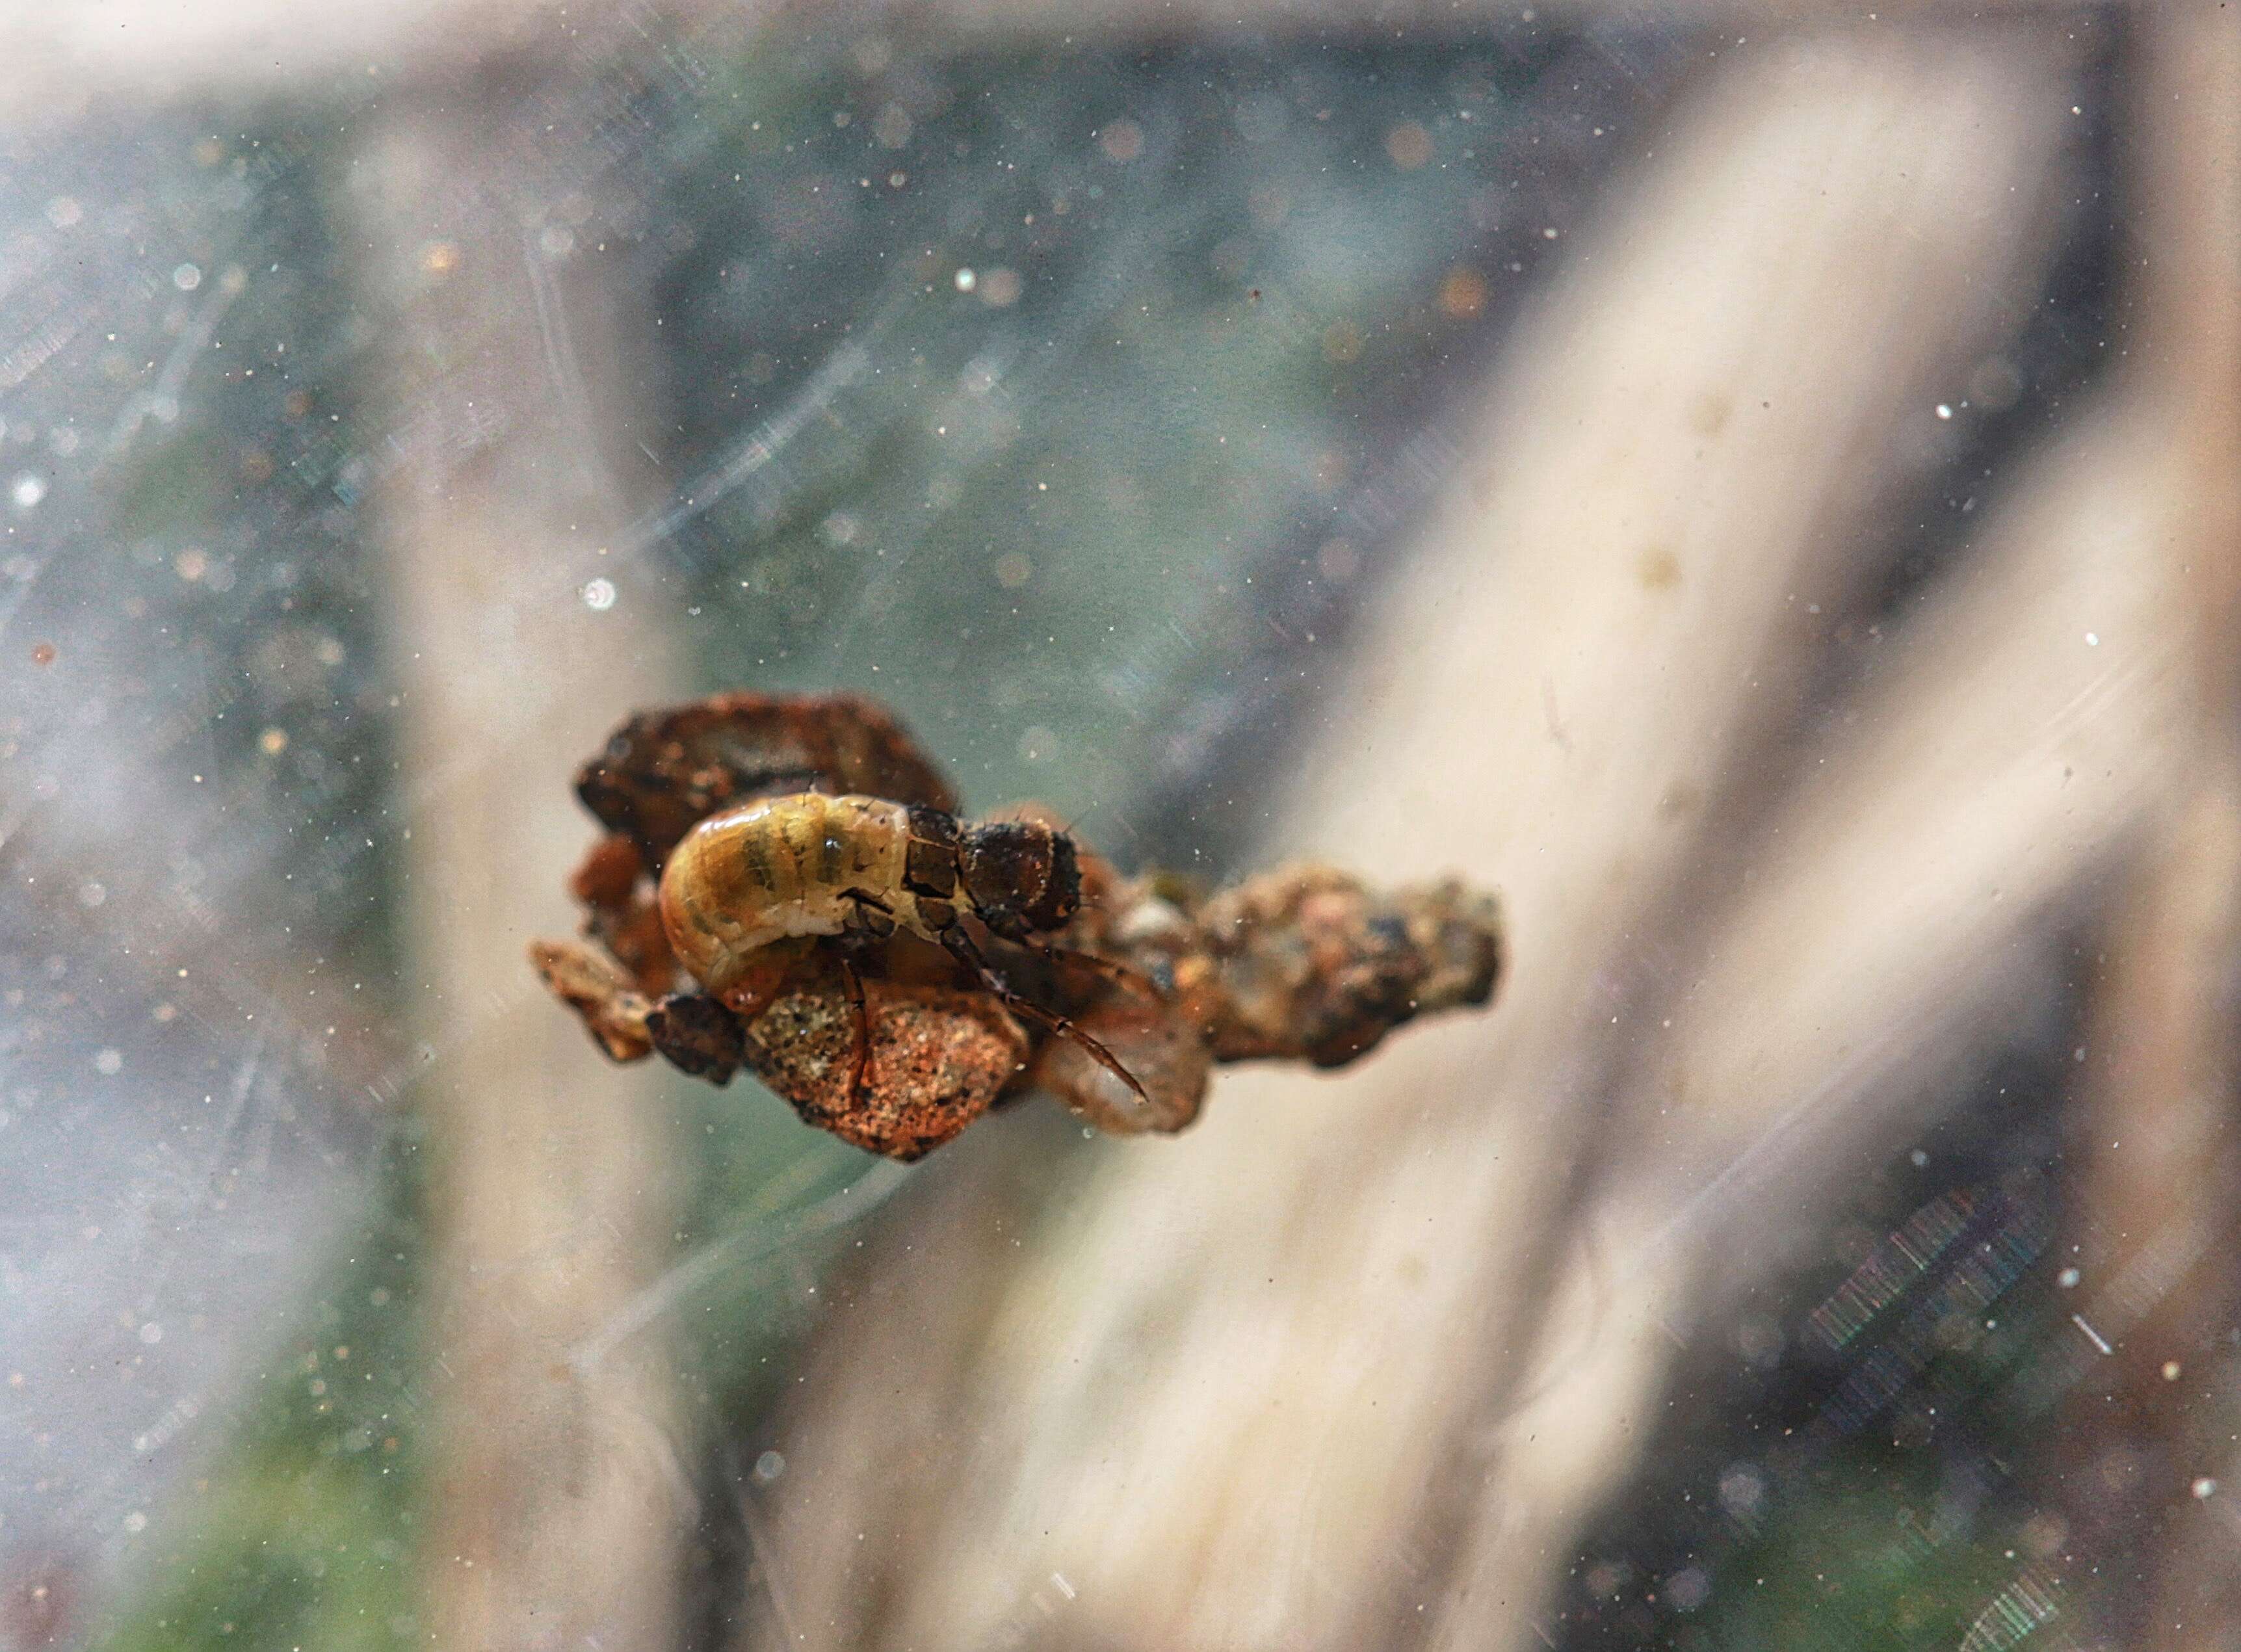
[659,793,910,999]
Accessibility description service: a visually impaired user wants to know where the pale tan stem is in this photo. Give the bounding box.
[2058,6,2241,1645]
[755,27,2077,1650]
[362,108,688,1652]
[0,0,2095,114]
[1460,396,2192,1649]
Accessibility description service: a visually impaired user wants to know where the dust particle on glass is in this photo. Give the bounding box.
[11,474,47,508]
[581,577,618,611]
[1097,118,1143,163]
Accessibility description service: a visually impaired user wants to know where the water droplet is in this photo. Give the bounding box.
[954,267,976,293]
[123,1510,148,1533]
[754,1450,785,1482]
[2058,1266,2080,1288]
[94,1049,122,1075]
[77,881,106,908]
[2084,632,2100,647]
[2195,1477,2218,1499]
[138,1322,163,1345]
[172,263,203,292]
[581,577,616,611]
[1934,404,1952,420]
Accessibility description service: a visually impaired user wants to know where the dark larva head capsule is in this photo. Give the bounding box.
[958,821,1081,937]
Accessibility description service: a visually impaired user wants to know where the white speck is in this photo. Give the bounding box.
[12,474,47,508]
[954,267,976,292]
[172,263,203,292]
[1909,1148,1928,1167]
[1051,1573,1077,1601]
[2084,631,2099,646]
[1541,226,1558,240]
[580,577,616,611]
[2195,1477,2218,1499]
[1934,404,1952,420]
[123,1510,148,1533]
[94,1049,122,1076]
[2071,1312,2112,1355]
[1019,724,1056,761]
[2058,1266,2080,1288]
[138,1322,163,1345]
[754,1449,785,1482]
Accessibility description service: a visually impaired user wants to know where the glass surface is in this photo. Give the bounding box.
[1,5,2229,1650]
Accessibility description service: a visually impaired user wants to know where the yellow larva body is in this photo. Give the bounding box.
[654,785,1142,1107]
[659,793,938,1004]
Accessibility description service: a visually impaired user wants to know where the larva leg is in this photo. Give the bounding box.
[936,926,1151,1108]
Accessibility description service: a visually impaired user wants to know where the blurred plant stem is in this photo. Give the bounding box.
[2056,7,2241,1647]
[745,25,2095,1650]
[360,98,688,1652]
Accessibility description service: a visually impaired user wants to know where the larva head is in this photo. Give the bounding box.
[958,820,1081,939]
